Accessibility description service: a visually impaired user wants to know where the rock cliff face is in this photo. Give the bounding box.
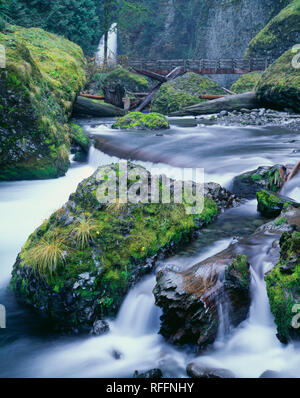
[119,0,287,86]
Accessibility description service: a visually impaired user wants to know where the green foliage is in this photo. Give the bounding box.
[151,73,224,115]
[73,217,96,249]
[265,232,300,341]
[230,72,262,94]
[256,49,300,112]
[113,112,170,130]
[104,66,150,93]
[226,254,250,288]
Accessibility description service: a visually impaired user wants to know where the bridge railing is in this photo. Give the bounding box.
[120,57,272,74]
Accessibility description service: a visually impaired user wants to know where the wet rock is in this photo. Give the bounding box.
[186,363,235,378]
[154,242,251,348]
[256,190,296,218]
[133,369,163,378]
[232,165,289,199]
[259,370,287,378]
[90,320,109,336]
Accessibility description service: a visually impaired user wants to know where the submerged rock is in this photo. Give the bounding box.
[232,165,289,199]
[90,320,109,336]
[133,369,163,378]
[186,363,235,379]
[153,243,251,348]
[112,112,170,130]
[11,162,234,331]
[0,25,86,181]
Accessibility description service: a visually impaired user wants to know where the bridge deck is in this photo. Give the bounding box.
[124,58,272,75]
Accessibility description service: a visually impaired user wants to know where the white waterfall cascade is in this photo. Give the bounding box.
[95,23,118,67]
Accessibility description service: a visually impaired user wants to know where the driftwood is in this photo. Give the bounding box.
[79,93,105,100]
[199,94,227,100]
[73,96,125,117]
[287,161,300,182]
[222,87,235,95]
[103,84,126,108]
[134,66,183,112]
[172,92,261,116]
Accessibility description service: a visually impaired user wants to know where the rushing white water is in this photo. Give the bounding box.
[95,23,118,67]
[281,174,300,203]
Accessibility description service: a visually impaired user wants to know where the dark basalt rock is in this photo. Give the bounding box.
[153,242,251,348]
[186,363,235,379]
[90,320,109,336]
[133,369,163,378]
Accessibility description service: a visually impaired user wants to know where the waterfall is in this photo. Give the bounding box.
[95,23,118,67]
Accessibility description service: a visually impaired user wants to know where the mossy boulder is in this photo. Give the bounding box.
[69,122,90,153]
[150,72,224,115]
[265,231,300,343]
[257,190,293,218]
[246,0,300,59]
[10,162,233,331]
[112,112,170,130]
[103,66,150,93]
[232,164,289,199]
[230,72,262,94]
[0,25,86,181]
[256,49,300,112]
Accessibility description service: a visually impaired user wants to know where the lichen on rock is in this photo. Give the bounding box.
[112,112,170,130]
[0,25,86,180]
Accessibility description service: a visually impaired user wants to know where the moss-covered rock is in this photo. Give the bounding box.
[232,164,289,199]
[255,49,300,112]
[0,25,86,181]
[69,122,90,153]
[257,190,293,218]
[103,66,150,93]
[230,72,262,94]
[11,162,232,331]
[150,73,224,115]
[112,112,170,130]
[246,0,300,59]
[265,231,300,343]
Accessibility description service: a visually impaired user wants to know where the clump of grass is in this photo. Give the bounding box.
[28,237,67,275]
[106,199,127,214]
[73,217,96,249]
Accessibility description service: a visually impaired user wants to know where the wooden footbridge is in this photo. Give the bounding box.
[125,58,272,75]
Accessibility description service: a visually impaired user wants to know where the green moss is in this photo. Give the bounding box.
[265,231,300,342]
[230,72,262,94]
[151,72,224,115]
[69,122,90,152]
[11,163,220,327]
[256,49,300,112]
[257,190,292,218]
[226,254,250,288]
[246,0,300,59]
[112,112,170,130]
[103,66,150,93]
[0,25,86,181]
[274,217,288,226]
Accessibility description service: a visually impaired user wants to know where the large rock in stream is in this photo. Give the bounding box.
[10,162,237,332]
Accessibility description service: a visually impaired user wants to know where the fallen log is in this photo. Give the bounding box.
[222,87,235,95]
[133,68,167,83]
[172,91,261,116]
[199,94,227,100]
[134,66,183,112]
[73,96,125,117]
[79,93,105,100]
[287,160,300,182]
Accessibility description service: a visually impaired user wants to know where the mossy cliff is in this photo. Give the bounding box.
[265,231,300,343]
[230,72,262,94]
[10,162,230,331]
[246,0,300,59]
[112,112,170,130]
[256,49,300,112]
[0,25,86,181]
[150,73,224,115]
